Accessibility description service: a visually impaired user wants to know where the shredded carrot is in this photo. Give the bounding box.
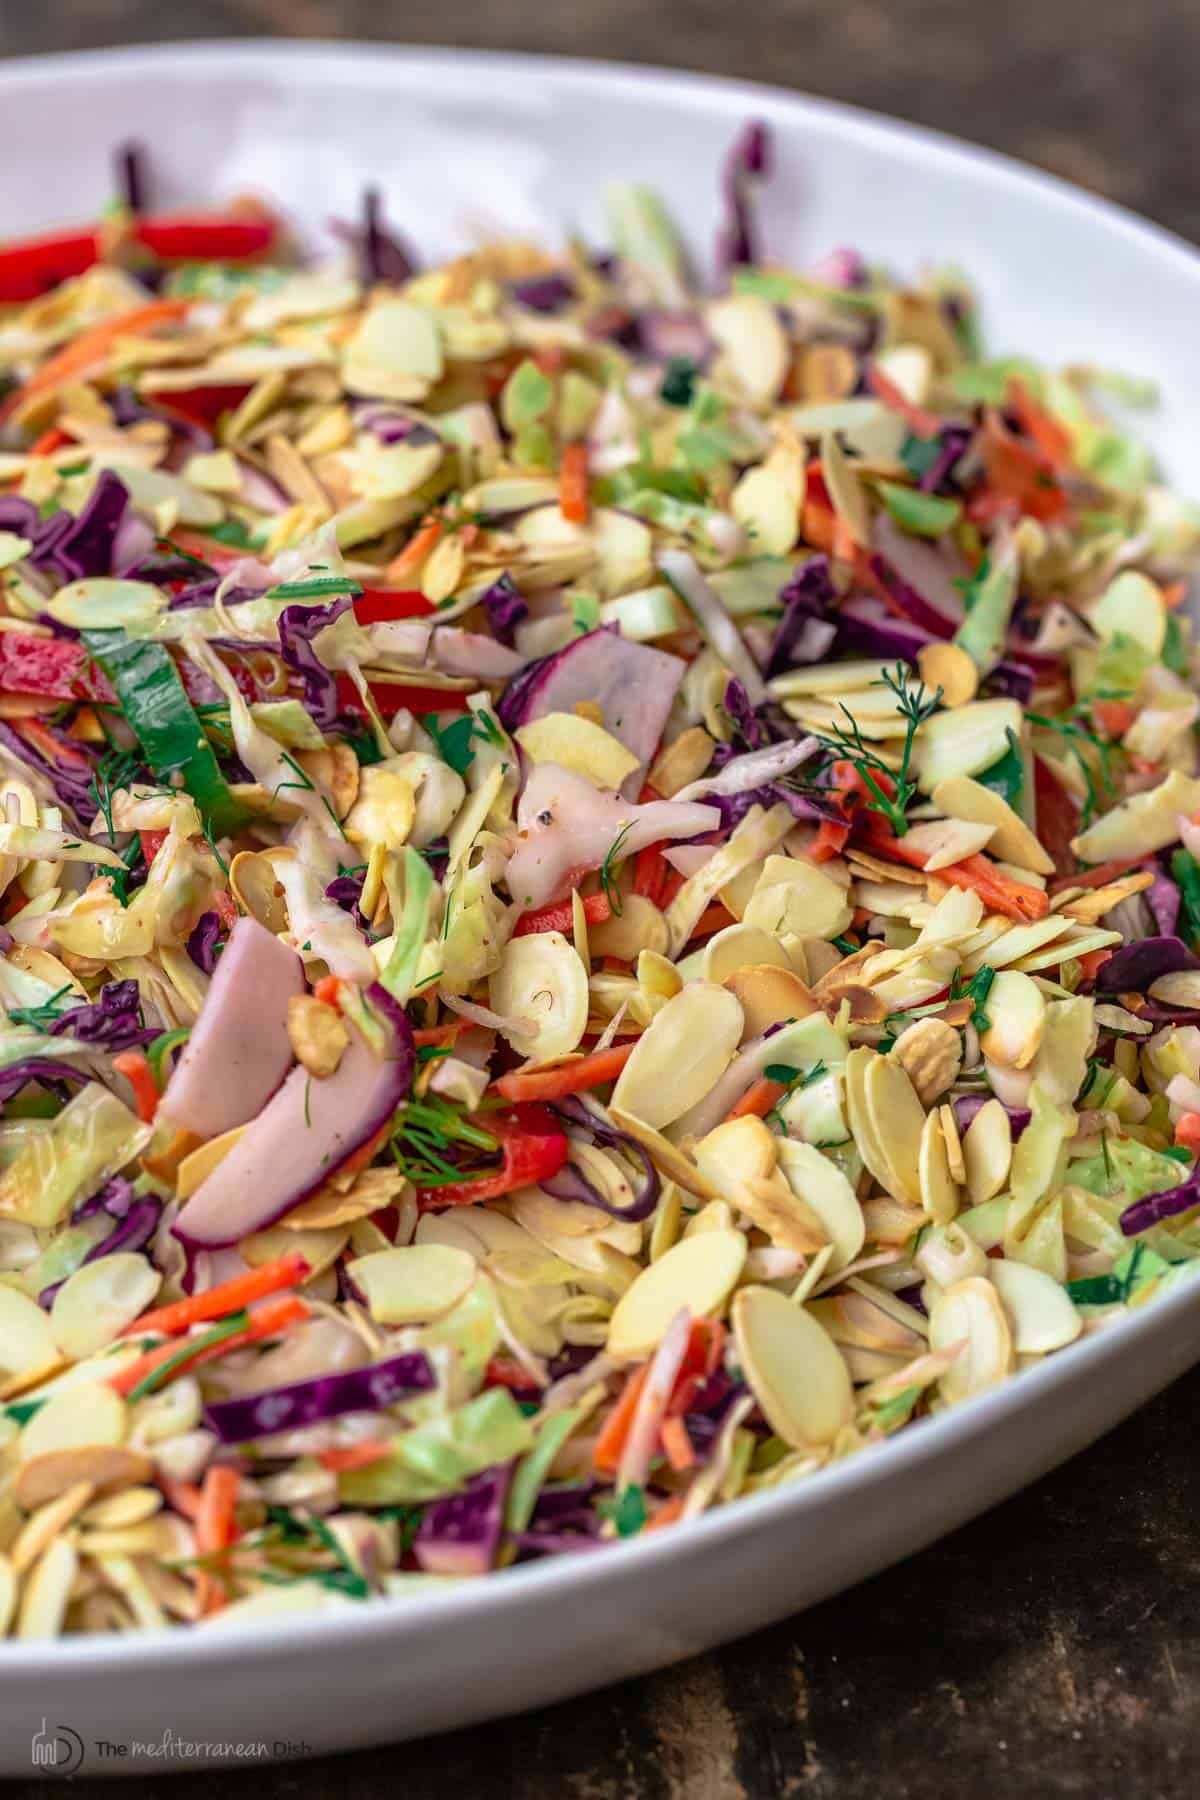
[727,1076,785,1121]
[30,426,72,456]
[110,1295,310,1398]
[384,518,443,585]
[688,901,734,942]
[1076,947,1115,982]
[195,1465,240,1616]
[123,1251,311,1339]
[867,829,1048,921]
[1049,858,1143,895]
[659,1416,696,1473]
[1162,580,1188,612]
[808,817,851,863]
[1175,1113,1200,1155]
[867,362,943,439]
[1007,376,1073,470]
[1092,699,1136,738]
[1,298,191,420]
[558,442,589,525]
[158,1476,202,1522]
[593,1365,650,1475]
[112,1050,159,1124]
[413,1022,468,1048]
[493,1042,636,1104]
[318,1441,392,1473]
[312,974,342,1007]
[644,1495,687,1533]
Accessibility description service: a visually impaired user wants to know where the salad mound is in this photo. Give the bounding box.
[0,131,1197,1635]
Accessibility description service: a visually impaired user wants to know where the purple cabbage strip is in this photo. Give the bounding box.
[114,141,147,212]
[480,573,528,647]
[1147,873,1182,940]
[0,718,98,822]
[0,1059,92,1106]
[186,911,225,976]
[952,1094,1032,1138]
[543,1096,659,1221]
[353,405,440,447]
[1095,937,1200,995]
[763,556,838,679]
[74,1176,137,1222]
[414,1464,512,1575]
[50,980,156,1052]
[203,1350,435,1444]
[332,188,417,286]
[716,119,772,276]
[918,425,973,495]
[35,470,131,584]
[1120,1169,1200,1237]
[723,677,767,749]
[325,872,369,932]
[508,272,576,314]
[39,1197,162,1308]
[276,594,352,731]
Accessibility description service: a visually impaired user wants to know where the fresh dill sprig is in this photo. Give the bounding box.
[600,822,636,917]
[391,1095,500,1186]
[810,662,941,838]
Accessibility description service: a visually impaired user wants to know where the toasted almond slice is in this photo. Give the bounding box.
[176,1123,248,1200]
[978,970,1046,1069]
[820,430,872,548]
[864,1055,925,1208]
[961,915,1073,973]
[963,1099,1013,1206]
[932,774,1055,876]
[15,1445,153,1513]
[80,1486,162,1530]
[1060,870,1153,923]
[845,850,928,886]
[611,982,743,1129]
[724,964,820,1038]
[939,1103,967,1185]
[902,818,995,871]
[606,1230,747,1359]
[10,1480,95,1573]
[732,1285,854,1447]
[649,726,716,798]
[610,1108,722,1200]
[843,1047,902,1198]
[701,922,792,985]
[918,642,979,707]
[918,1108,959,1225]
[929,1276,1014,1403]
[1149,970,1200,1008]
[989,1260,1082,1354]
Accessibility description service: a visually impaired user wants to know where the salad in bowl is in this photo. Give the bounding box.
[0,127,1197,1640]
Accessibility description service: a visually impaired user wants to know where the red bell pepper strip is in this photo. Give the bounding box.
[353,587,438,625]
[131,214,277,263]
[333,671,471,721]
[0,228,101,304]
[0,632,114,703]
[414,1104,568,1211]
[512,892,612,937]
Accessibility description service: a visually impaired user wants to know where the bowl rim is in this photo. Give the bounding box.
[1,36,1198,1675]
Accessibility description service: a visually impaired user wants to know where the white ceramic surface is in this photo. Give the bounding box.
[1,40,1199,1776]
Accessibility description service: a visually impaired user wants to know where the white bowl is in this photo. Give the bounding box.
[2,41,1199,1775]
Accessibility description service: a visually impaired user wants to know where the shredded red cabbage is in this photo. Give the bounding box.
[414,1464,512,1575]
[203,1349,435,1443]
[716,119,772,276]
[276,595,352,730]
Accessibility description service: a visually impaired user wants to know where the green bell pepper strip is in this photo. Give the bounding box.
[82,631,252,836]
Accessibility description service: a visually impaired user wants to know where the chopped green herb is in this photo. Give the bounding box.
[598,1483,647,1537]
[810,664,940,839]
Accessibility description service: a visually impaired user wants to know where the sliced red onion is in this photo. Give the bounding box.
[74,1176,136,1222]
[762,555,838,679]
[0,1059,92,1106]
[497,625,687,796]
[235,457,291,515]
[952,1094,1031,1138]
[159,916,305,1142]
[203,1349,434,1443]
[174,985,414,1248]
[872,513,969,635]
[414,1465,513,1576]
[658,550,767,705]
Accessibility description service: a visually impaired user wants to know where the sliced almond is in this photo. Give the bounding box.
[606,1230,747,1359]
[10,1480,95,1573]
[775,1140,865,1272]
[902,818,995,871]
[15,1446,153,1513]
[16,1536,77,1640]
[933,774,1055,876]
[963,1099,1013,1206]
[978,970,1046,1069]
[611,982,744,1129]
[649,726,716,798]
[918,642,979,707]
[701,922,793,985]
[929,1276,1014,1403]
[989,1260,1081,1354]
[608,1108,722,1201]
[864,1054,926,1207]
[918,1108,959,1225]
[20,1381,127,1463]
[939,1102,967,1185]
[732,1286,854,1447]
[724,963,819,1038]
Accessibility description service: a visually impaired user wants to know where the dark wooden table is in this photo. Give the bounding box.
[8,5,1200,1794]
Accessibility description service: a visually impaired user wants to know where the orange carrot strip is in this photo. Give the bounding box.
[1175,1113,1200,1155]
[867,362,943,439]
[1008,377,1073,470]
[123,1251,311,1339]
[413,1022,468,1048]
[644,1495,687,1533]
[1092,699,1136,738]
[659,1416,696,1473]
[1076,947,1115,982]
[111,1050,159,1124]
[318,1440,393,1473]
[728,1077,786,1122]
[158,1476,202,1522]
[809,817,851,863]
[110,1296,310,1398]
[195,1465,240,1616]
[866,829,1048,921]
[1,298,191,419]
[558,442,590,524]
[1162,581,1188,612]
[593,1365,650,1475]
[384,518,442,585]
[30,426,72,456]
[312,974,342,1007]
[688,901,734,942]
[492,1042,635,1104]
